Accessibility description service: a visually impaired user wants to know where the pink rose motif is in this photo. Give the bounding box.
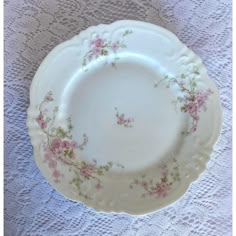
[187,103,198,114]
[36,113,47,129]
[191,113,199,121]
[156,183,170,198]
[36,114,43,123]
[80,164,95,177]
[86,165,95,173]
[44,94,53,102]
[52,169,62,179]
[51,139,62,150]
[191,125,197,132]
[92,47,101,57]
[115,108,134,127]
[80,168,88,177]
[70,141,78,149]
[93,37,105,48]
[112,42,119,52]
[117,114,125,124]
[48,159,57,169]
[44,150,53,161]
[40,121,47,129]
[197,96,205,107]
[62,140,70,149]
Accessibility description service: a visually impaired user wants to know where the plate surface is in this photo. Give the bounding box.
[27,20,222,215]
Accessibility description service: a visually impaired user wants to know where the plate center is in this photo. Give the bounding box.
[64,56,185,172]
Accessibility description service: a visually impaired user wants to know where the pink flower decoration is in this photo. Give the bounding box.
[44,95,53,102]
[197,97,205,107]
[80,168,88,177]
[44,151,53,161]
[71,141,78,149]
[86,165,95,173]
[62,140,70,149]
[35,113,48,129]
[95,183,102,190]
[52,169,62,179]
[115,108,134,127]
[118,114,125,124]
[40,121,47,129]
[93,37,105,48]
[51,139,62,150]
[36,114,43,123]
[187,103,198,114]
[92,47,101,57]
[112,42,119,52]
[191,125,197,132]
[48,159,57,169]
[156,183,170,198]
[80,164,95,177]
[191,114,199,121]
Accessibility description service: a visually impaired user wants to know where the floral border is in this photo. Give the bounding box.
[154,66,213,134]
[129,159,180,198]
[82,30,133,69]
[36,92,124,199]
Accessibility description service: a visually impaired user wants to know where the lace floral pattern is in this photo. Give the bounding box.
[5,0,231,235]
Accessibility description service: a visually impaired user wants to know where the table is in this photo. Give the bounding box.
[4,0,232,235]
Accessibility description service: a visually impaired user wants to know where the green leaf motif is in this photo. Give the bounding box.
[37,91,125,200]
[129,158,181,198]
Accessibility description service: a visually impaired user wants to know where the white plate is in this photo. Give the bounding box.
[27,20,222,215]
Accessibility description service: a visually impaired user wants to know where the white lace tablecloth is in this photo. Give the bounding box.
[4,0,232,235]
